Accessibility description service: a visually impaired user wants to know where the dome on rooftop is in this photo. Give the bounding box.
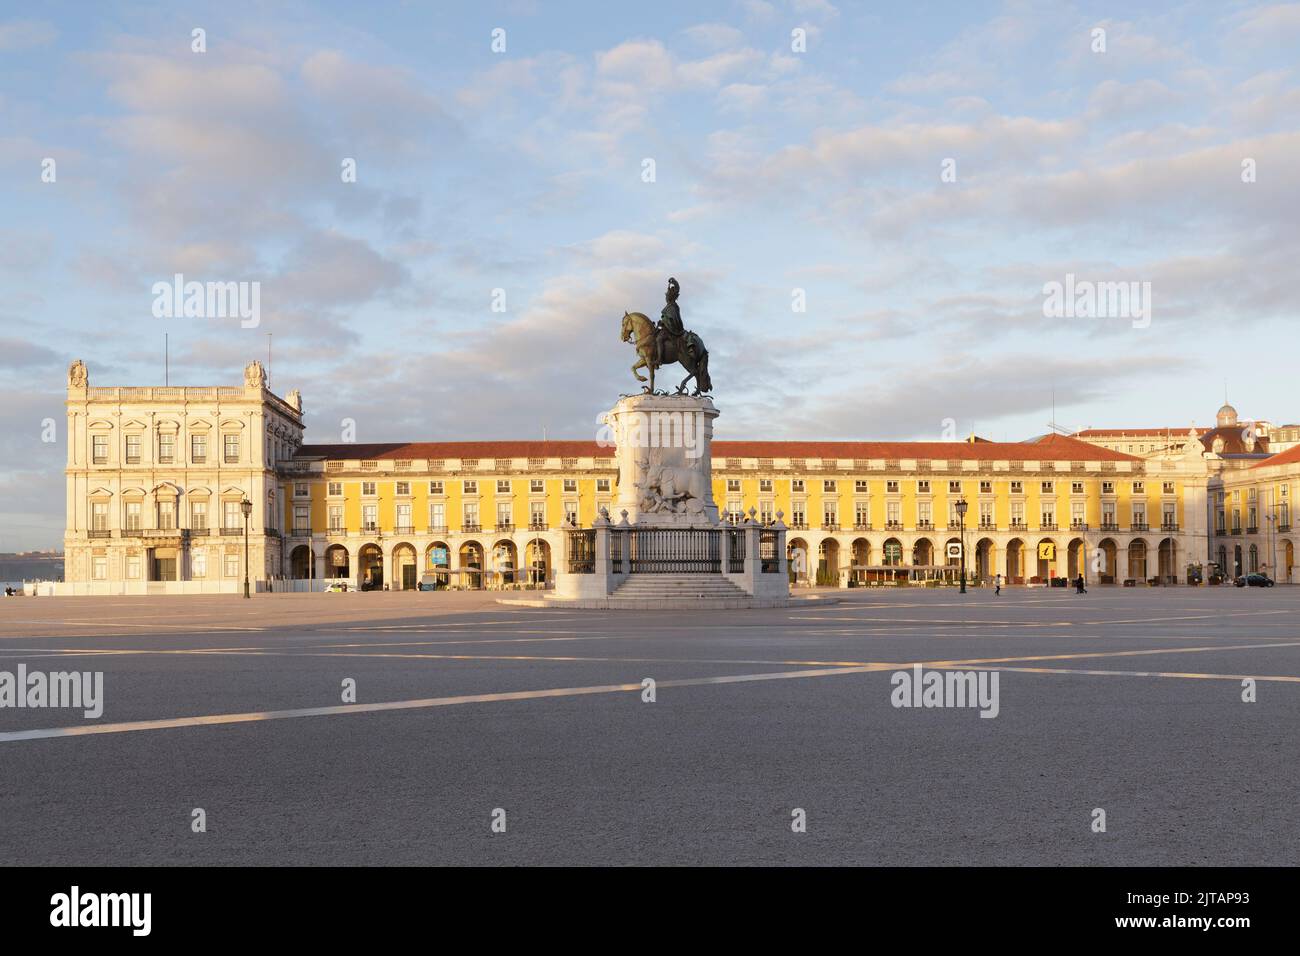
[1216,403,1238,427]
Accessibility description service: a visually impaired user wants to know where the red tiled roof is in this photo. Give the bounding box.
[1074,427,1206,438]
[297,433,1137,463]
[1196,427,1270,456]
[298,441,604,460]
[1252,444,1300,469]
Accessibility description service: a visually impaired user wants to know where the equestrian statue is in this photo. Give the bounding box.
[620,276,712,395]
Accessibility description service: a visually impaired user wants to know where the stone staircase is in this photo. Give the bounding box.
[607,574,753,608]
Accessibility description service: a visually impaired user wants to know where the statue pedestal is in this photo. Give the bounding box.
[603,393,720,527]
[541,392,793,609]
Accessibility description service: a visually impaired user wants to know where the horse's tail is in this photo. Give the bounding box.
[695,346,711,392]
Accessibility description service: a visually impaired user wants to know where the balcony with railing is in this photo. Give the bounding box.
[495,522,515,533]
[916,520,934,531]
[1161,522,1179,532]
[528,521,548,531]
[1070,521,1089,531]
[427,524,448,534]
[1246,526,1259,535]
[394,525,415,535]
[1008,520,1027,531]
[462,523,482,533]
[1131,521,1149,532]
[88,529,113,538]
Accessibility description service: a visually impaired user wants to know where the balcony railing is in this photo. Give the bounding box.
[1246,526,1258,535]
[1231,528,1242,535]
[1070,522,1089,531]
[220,527,243,535]
[88,529,112,538]
[496,522,515,533]
[1099,522,1119,532]
[1161,522,1179,532]
[528,521,548,531]
[190,527,210,536]
[790,522,808,530]
[462,523,482,533]
[820,523,839,532]
[427,524,448,534]
[394,525,415,534]
[1281,524,1292,533]
[1039,523,1058,531]
[885,521,903,530]
[1131,522,1149,532]
[853,522,872,531]
[327,526,348,535]
[1008,520,1027,530]
[916,520,934,530]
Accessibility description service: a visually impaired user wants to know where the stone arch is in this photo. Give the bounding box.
[817,538,841,586]
[392,542,418,590]
[787,536,811,584]
[324,544,350,580]
[1157,537,1177,583]
[524,537,552,587]
[1035,537,1059,581]
[1097,538,1118,583]
[1005,538,1025,583]
[1128,538,1148,581]
[1067,537,1085,580]
[489,539,519,588]
[289,544,313,579]
[850,537,870,585]
[975,537,995,581]
[459,540,484,589]
[425,541,451,589]
[358,543,384,589]
[912,537,934,568]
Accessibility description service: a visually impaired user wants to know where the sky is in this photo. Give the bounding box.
[2,0,1299,550]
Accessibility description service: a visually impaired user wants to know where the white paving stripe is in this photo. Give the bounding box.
[5,639,1300,743]
[0,665,887,742]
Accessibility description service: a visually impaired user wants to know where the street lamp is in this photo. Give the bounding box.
[240,497,253,599]
[955,498,969,594]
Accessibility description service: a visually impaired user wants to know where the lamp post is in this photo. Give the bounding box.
[956,498,968,593]
[240,497,253,599]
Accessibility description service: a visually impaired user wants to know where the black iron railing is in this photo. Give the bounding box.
[628,528,721,574]
[727,529,745,573]
[760,529,780,573]
[567,530,596,573]
[610,530,625,574]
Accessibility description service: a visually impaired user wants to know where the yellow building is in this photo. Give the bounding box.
[284,432,1207,589]
[63,362,1297,592]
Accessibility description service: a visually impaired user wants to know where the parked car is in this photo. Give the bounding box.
[1234,573,1274,588]
[325,581,348,593]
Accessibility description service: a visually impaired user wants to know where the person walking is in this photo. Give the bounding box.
[994,573,1002,596]
[1075,574,1088,594]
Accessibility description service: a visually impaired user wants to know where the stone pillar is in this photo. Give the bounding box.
[604,393,720,527]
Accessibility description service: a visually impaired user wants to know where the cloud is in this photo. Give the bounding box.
[0,19,56,51]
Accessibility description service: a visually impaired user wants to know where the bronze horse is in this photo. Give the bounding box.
[620,311,712,395]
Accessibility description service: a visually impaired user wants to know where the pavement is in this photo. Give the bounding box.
[0,584,1297,866]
